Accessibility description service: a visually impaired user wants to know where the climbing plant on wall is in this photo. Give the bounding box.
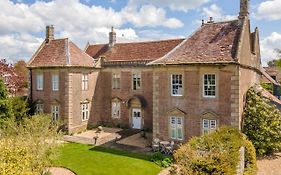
[243,87,281,156]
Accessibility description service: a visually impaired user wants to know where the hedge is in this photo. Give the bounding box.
[171,126,257,175]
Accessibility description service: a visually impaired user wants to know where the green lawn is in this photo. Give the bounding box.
[54,143,162,175]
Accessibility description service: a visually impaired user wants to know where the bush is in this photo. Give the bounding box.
[171,127,257,175]
[151,152,173,168]
[10,96,30,122]
[243,87,281,156]
[0,115,61,175]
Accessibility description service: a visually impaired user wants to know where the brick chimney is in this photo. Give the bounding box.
[109,26,116,48]
[46,25,54,42]
[239,0,249,19]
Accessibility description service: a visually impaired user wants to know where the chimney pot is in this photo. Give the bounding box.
[109,26,116,48]
[46,25,54,42]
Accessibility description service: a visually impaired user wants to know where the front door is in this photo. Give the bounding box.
[132,108,142,129]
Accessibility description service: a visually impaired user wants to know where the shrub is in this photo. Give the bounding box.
[243,87,281,156]
[151,152,173,168]
[0,115,61,175]
[171,127,257,175]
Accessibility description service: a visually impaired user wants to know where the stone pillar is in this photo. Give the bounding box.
[230,67,240,129]
[65,72,73,134]
[152,72,160,139]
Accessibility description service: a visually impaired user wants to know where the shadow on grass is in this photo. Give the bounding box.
[89,146,152,161]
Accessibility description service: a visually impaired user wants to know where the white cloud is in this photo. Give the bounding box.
[0,33,43,62]
[201,4,236,22]
[0,0,184,62]
[255,0,281,20]
[121,5,183,28]
[260,32,281,66]
[128,0,209,12]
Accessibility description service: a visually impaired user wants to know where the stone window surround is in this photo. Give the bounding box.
[132,72,141,90]
[81,103,90,121]
[201,112,219,135]
[35,103,44,114]
[170,73,184,97]
[167,108,186,141]
[51,105,59,122]
[111,98,121,119]
[36,72,43,91]
[202,73,215,98]
[52,74,59,91]
[170,116,184,141]
[82,74,89,91]
[112,73,121,89]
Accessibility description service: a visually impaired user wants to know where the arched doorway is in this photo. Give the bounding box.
[127,96,146,129]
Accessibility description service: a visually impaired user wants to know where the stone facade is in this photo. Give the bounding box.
[28,0,263,141]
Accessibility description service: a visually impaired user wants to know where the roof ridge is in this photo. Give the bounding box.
[203,19,239,26]
[88,38,184,46]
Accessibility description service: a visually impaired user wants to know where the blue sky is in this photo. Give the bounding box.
[2,0,281,65]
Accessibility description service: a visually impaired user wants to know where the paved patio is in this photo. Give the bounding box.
[63,127,153,153]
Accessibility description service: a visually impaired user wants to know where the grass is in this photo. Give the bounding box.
[54,143,162,175]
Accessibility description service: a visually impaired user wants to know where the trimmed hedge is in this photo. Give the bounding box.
[171,127,257,175]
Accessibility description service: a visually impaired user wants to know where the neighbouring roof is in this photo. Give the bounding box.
[261,67,280,85]
[149,20,241,65]
[85,39,184,62]
[27,38,95,68]
[261,88,281,107]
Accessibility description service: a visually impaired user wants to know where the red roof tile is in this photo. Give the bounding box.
[149,20,241,65]
[28,39,94,68]
[85,39,184,62]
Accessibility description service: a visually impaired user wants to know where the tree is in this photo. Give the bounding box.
[267,49,281,67]
[0,79,13,123]
[14,60,28,88]
[10,96,30,122]
[243,87,281,156]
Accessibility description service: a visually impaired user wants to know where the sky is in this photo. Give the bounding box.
[1,0,281,66]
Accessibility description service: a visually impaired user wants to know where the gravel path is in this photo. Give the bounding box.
[257,153,281,175]
[48,167,75,175]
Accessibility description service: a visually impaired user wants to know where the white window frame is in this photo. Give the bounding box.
[203,74,216,98]
[171,74,183,96]
[52,74,59,91]
[112,101,121,118]
[51,105,59,121]
[132,73,141,90]
[82,74,89,91]
[81,103,89,121]
[202,119,217,135]
[170,116,183,140]
[36,73,43,90]
[112,73,120,89]
[35,104,44,114]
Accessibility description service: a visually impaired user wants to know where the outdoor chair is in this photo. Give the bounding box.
[152,138,160,152]
[165,141,174,155]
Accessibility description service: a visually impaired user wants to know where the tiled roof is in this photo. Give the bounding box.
[261,67,279,85]
[149,20,241,65]
[85,39,184,62]
[28,39,94,68]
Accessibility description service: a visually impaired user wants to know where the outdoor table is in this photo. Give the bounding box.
[159,141,170,154]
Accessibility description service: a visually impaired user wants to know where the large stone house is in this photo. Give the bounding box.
[27,0,262,142]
